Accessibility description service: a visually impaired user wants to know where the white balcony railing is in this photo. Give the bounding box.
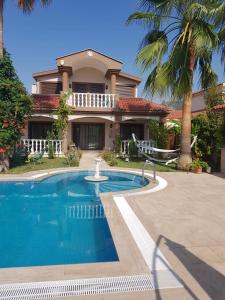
[67,93,117,109]
[21,139,63,156]
[121,140,155,156]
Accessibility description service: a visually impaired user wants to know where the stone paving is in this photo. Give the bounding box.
[79,150,109,170]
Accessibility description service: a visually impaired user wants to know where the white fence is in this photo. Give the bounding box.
[21,139,63,156]
[67,93,117,109]
[121,140,155,156]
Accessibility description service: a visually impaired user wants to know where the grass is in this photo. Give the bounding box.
[115,158,177,172]
[7,158,73,174]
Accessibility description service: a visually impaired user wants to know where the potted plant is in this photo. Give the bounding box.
[191,159,208,174]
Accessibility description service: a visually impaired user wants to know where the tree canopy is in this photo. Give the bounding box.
[0,51,32,152]
[127,0,225,98]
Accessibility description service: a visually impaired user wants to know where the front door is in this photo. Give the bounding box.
[73,124,105,150]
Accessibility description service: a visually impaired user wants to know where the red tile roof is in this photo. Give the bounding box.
[32,95,170,114]
[167,110,182,120]
[214,104,225,111]
[118,97,169,113]
[32,94,59,110]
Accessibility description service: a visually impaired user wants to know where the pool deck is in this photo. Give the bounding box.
[0,169,225,299]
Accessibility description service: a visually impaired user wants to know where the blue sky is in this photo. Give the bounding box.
[3,0,225,102]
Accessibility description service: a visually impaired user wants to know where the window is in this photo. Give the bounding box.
[29,122,53,139]
[120,124,144,140]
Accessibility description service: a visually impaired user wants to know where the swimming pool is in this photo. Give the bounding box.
[0,171,149,268]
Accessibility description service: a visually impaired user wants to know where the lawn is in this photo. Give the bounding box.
[7,158,73,174]
[115,158,176,172]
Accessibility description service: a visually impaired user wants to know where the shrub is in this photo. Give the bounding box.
[148,120,170,149]
[102,151,118,166]
[113,135,121,154]
[65,148,80,167]
[108,157,118,166]
[191,159,208,171]
[128,141,138,157]
[102,151,114,162]
[10,144,28,167]
[46,131,55,159]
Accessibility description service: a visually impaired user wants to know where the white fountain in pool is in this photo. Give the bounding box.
[85,158,109,182]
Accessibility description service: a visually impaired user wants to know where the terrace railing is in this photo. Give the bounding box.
[21,139,63,156]
[67,93,117,109]
[121,139,155,156]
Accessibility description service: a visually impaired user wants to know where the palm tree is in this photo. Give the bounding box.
[128,0,225,170]
[0,0,52,57]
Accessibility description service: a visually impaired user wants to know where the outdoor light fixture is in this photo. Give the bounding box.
[60,59,64,66]
[87,51,93,57]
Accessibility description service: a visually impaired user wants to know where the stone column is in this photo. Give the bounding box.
[58,66,72,93]
[62,71,69,92]
[111,73,116,94]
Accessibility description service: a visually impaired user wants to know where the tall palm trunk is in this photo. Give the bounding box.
[178,90,193,169]
[178,47,195,170]
[0,0,3,57]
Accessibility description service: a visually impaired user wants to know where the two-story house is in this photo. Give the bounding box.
[22,49,170,155]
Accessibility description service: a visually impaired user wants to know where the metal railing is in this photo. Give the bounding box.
[21,139,63,156]
[67,93,117,109]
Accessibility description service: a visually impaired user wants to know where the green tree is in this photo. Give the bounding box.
[192,88,225,170]
[128,0,225,170]
[0,51,32,170]
[0,0,52,57]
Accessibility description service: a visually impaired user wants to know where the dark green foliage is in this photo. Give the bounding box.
[191,159,208,171]
[128,140,138,157]
[10,144,28,167]
[192,88,225,170]
[102,151,118,166]
[65,148,81,167]
[127,0,225,98]
[46,131,55,159]
[0,51,32,151]
[148,119,169,148]
[53,92,71,139]
[113,134,121,154]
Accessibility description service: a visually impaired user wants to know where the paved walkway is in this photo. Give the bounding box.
[58,171,225,300]
[79,150,109,170]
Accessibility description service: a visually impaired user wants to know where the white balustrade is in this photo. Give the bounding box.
[21,139,63,156]
[121,139,155,156]
[67,93,117,109]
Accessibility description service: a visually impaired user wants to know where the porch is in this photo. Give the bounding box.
[21,116,152,155]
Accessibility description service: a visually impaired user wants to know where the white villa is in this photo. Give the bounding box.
[22,49,170,155]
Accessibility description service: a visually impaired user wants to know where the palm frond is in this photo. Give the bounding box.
[17,0,52,13]
[137,30,168,70]
[199,57,218,89]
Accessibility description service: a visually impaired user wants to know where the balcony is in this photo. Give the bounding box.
[67,93,117,109]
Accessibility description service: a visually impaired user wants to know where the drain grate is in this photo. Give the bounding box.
[0,274,154,300]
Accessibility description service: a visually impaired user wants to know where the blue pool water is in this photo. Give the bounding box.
[0,171,148,268]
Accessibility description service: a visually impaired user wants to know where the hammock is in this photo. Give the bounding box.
[132,134,197,165]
